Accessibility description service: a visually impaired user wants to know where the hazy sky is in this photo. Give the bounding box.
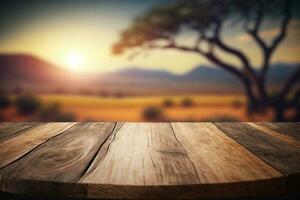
[0,0,299,74]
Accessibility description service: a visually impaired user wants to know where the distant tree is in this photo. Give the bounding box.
[143,106,164,120]
[114,91,125,98]
[163,98,175,107]
[37,102,76,122]
[15,95,41,115]
[113,0,299,121]
[98,90,110,97]
[181,97,194,107]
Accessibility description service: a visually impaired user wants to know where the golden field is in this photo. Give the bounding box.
[39,94,247,121]
[1,94,276,122]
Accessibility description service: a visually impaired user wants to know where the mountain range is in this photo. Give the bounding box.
[0,54,298,95]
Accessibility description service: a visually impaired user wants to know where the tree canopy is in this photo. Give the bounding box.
[113,0,300,121]
[113,0,289,56]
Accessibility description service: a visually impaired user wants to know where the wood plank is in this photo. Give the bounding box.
[0,122,299,199]
[81,122,204,199]
[0,122,116,198]
[0,123,76,168]
[82,122,286,199]
[0,122,38,142]
[259,123,300,141]
[248,123,300,148]
[214,122,300,193]
[170,122,285,198]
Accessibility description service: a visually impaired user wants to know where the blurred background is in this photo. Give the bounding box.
[0,0,299,122]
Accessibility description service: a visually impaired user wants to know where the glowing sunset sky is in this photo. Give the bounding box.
[0,0,299,74]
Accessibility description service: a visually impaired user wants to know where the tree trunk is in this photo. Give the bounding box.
[242,79,259,115]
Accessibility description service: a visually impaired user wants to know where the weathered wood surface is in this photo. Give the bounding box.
[0,122,38,143]
[0,122,299,199]
[0,123,76,168]
[215,122,300,193]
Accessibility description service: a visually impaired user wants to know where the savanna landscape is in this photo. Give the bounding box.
[0,0,299,122]
[0,1,300,200]
[1,94,247,122]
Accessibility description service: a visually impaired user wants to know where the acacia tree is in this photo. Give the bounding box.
[113,0,300,121]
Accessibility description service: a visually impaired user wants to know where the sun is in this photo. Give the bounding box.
[65,52,85,71]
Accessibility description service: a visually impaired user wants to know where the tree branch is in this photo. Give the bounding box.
[147,42,202,54]
[246,7,268,52]
[210,21,257,81]
[148,39,247,81]
[205,52,245,80]
[148,36,259,113]
[269,0,292,56]
[244,0,292,103]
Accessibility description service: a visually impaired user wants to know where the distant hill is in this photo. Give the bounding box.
[0,54,298,95]
[0,54,90,92]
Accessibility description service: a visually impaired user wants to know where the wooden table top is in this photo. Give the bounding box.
[0,122,299,199]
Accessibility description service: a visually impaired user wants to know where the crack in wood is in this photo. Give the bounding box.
[78,122,118,180]
[79,122,124,181]
[0,123,77,170]
[169,123,201,183]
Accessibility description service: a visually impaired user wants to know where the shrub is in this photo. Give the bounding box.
[142,106,163,121]
[37,102,76,122]
[181,97,193,107]
[15,95,41,115]
[54,112,76,122]
[114,91,124,98]
[162,98,174,107]
[232,99,243,108]
[98,90,109,97]
[37,102,61,121]
[0,96,11,109]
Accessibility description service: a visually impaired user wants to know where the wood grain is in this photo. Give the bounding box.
[259,123,300,141]
[214,122,300,193]
[0,122,115,181]
[0,123,76,168]
[0,122,299,199]
[82,123,215,199]
[0,122,38,142]
[170,123,285,197]
[82,123,286,199]
[248,122,300,148]
[81,123,200,185]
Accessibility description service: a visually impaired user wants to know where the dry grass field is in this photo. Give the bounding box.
[38,94,248,121]
[1,94,276,122]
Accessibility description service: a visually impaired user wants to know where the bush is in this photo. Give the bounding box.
[142,106,163,121]
[37,102,61,121]
[54,112,76,122]
[0,96,11,109]
[181,97,193,107]
[98,90,109,97]
[114,91,125,98]
[15,95,41,115]
[162,98,174,107]
[232,99,243,108]
[37,102,76,121]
